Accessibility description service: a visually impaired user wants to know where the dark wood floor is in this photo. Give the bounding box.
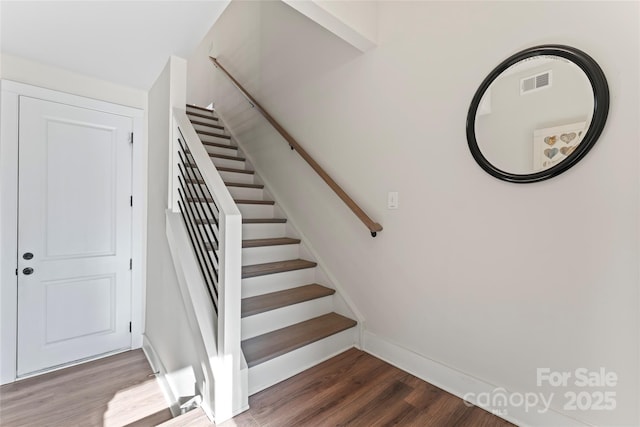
[226,348,514,427]
[0,348,514,427]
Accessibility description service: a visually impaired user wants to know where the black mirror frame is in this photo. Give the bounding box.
[466,45,609,183]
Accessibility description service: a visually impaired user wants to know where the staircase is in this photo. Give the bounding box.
[185,104,358,395]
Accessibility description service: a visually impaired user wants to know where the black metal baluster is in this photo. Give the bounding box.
[178,154,220,256]
[177,200,218,311]
[178,155,220,268]
[177,134,221,239]
[176,141,220,305]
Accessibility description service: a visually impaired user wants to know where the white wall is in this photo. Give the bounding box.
[189,1,639,425]
[145,56,203,403]
[0,54,146,108]
[313,0,377,44]
[282,0,377,52]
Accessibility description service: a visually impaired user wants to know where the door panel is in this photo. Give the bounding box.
[17,96,133,377]
[44,274,116,344]
[45,120,117,258]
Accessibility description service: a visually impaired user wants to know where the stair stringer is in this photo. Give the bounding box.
[214,109,366,347]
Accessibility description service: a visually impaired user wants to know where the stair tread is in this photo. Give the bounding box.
[202,140,238,150]
[242,284,335,317]
[217,166,254,175]
[235,199,275,205]
[210,153,246,162]
[242,237,301,248]
[187,197,275,206]
[225,182,264,189]
[186,104,215,113]
[243,218,287,224]
[242,313,357,368]
[195,218,218,225]
[186,197,214,203]
[204,240,219,251]
[189,119,224,130]
[186,111,219,121]
[242,259,316,278]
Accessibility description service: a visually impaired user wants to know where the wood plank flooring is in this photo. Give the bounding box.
[0,350,172,426]
[1,348,515,427]
[231,348,515,427]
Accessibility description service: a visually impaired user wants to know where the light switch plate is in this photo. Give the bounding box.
[387,192,399,209]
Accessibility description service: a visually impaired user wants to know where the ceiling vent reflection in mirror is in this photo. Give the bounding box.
[521,70,552,95]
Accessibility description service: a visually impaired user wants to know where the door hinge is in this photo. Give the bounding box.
[129,258,133,270]
[129,322,132,333]
[15,268,18,276]
[130,196,133,207]
[129,132,134,144]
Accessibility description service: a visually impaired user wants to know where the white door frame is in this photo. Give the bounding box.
[0,80,147,384]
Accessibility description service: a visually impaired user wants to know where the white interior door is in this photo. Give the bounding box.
[17,96,133,377]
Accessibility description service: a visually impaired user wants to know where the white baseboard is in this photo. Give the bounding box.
[363,331,590,427]
[142,335,181,417]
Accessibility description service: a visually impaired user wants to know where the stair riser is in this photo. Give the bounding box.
[241,297,333,340]
[193,123,224,133]
[184,162,229,183]
[204,145,238,157]
[242,223,286,240]
[247,329,357,395]
[189,205,281,232]
[242,244,300,266]
[188,115,218,126]
[237,204,274,218]
[185,200,219,213]
[189,184,263,205]
[219,170,255,184]
[188,185,267,210]
[227,186,264,200]
[186,106,217,116]
[197,224,220,243]
[199,133,232,145]
[183,197,218,216]
[211,157,246,170]
[187,183,216,200]
[242,268,316,298]
[206,250,220,270]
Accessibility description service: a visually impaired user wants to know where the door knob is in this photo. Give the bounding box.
[23,267,34,275]
[23,252,34,260]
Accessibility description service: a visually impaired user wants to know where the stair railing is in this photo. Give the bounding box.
[209,57,383,237]
[175,131,220,311]
[170,108,246,422]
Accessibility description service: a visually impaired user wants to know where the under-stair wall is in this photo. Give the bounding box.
[145,56,204,414]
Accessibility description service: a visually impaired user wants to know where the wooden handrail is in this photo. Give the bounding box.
[210,57,383,237]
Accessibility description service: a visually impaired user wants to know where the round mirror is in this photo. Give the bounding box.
[466,45,609,183]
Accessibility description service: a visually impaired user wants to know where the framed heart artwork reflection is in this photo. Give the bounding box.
[533,121,587,172]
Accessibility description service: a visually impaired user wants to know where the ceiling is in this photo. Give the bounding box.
[0,1,230,90]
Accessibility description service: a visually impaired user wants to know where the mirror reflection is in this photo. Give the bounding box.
[474,56,594,175]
